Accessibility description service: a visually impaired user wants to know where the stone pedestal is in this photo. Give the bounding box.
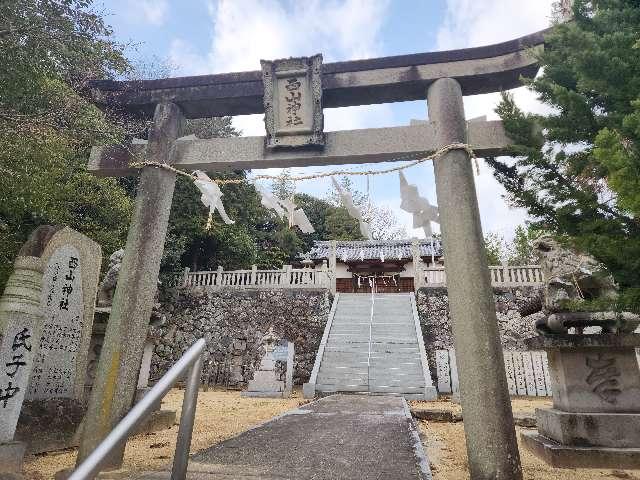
[0,440,26,479]
[522,334,640,468]
[242,355,285,398]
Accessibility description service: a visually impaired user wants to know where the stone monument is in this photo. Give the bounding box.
[520,237,640,468]
[0,227,102,472]
[242,327,286,398]
[0,228,50,477]
[27,227,101,402]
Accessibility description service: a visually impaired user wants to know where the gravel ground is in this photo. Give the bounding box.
[23,388,306,480]
[414,397,640,480]
[24,393,640,480]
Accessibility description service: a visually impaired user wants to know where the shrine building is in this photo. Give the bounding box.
[298,239,443,294]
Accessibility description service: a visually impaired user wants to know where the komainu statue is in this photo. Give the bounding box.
[522,235,638,334]
[534,235,617,313]
[96,249,124,307]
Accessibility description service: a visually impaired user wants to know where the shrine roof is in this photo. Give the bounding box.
[305,239,442,262]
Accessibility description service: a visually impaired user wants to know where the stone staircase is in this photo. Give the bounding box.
[304,293,437,400]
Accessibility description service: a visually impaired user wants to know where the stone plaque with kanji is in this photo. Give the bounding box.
[26,228,101,402]
[261,54,324,149]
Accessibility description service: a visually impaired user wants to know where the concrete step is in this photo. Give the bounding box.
[315,383,369,392]
[313,293,429,398]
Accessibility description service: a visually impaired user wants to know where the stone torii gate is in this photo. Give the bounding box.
[81,30,548,478]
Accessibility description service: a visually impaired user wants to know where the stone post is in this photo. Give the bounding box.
[136,340,155,391]
[181,267,190,287]
[282,265,292,286]
[250,265,257,286]
[215,266,223,286]
[329,241,337,293]
[0,256,44,477]
[427,78,522,479]
[410,238,425,290]
[320,261,329,288]
[77,103,184,468]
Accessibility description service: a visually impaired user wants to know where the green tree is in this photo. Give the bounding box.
[0,0,134,289]
[483,233,506,265]
[489,0,640,292]
[271,170,296,201]
[508,225,543,265]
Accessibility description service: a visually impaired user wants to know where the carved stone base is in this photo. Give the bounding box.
[522,431,640,469]
[537,408,640,448]
[525,334,640,413]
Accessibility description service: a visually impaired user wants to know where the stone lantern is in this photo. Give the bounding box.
[241,327,286,398]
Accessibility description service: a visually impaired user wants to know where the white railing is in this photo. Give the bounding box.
[423,265,543,288]
[175,265,331,290]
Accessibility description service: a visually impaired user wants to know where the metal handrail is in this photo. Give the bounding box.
[70,338,206,480]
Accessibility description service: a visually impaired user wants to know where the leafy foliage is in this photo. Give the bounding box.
[0,0,134,290]
[489,0,640,291]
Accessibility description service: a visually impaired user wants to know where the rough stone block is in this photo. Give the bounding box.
[133,410,177,435]
[522,430,640,469]
[241,391,285,398]
[0,441,26,476]
[537,408,640,448]
[410,408,455,422]
[302,383,315,399]
[424,385,438,401]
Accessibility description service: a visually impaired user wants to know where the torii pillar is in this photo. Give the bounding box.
[428,78,522,479]
[77,103,184,467]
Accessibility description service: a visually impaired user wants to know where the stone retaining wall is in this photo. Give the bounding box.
[150,288,332,387]
[416,286,544,381]
[151,286,541,389]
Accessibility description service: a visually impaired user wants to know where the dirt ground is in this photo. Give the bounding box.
[23,388,307,480]
[413,396,640,480]
[24,392,640,479]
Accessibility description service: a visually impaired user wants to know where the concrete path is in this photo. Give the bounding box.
[129,394,431,480]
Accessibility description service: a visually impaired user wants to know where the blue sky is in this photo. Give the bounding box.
[98,0,556,241]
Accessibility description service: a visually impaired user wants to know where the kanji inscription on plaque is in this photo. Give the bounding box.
[261,54,324,149]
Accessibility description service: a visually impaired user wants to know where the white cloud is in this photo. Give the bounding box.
[168,39,210,76]
[170,0,392,136]
[435,0,556,240]
[134,0,169,26]
[168,0,556,243]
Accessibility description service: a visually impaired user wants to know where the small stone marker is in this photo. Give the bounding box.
[285,341,294,397]
[435,350,451,393]
[531,351,547,396]
[513,352,528,395]
[27,228,101,402]
[448,348,459,402]
[242,328,285,398]
[503,352,517,395]
[522,352,537,396]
